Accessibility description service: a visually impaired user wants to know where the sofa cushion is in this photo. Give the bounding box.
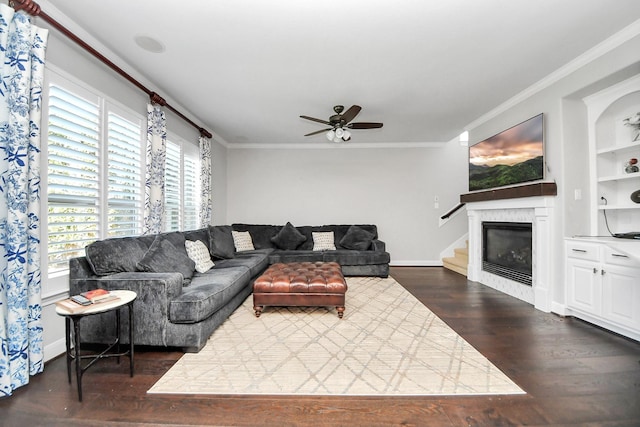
[183,228,210,250]
[209,225,235,259]
[136,235,196,285]
[312,231,336,251]
[269,250,324,264]
[213,249,272,277]
[339,225,375,251]
[232,224,280,249]
[271,222,307,250]
[185,240,215,273]
[169,266,251,323]
[232,230,255,252]
[85,236,149,276]
[322,249,391,265]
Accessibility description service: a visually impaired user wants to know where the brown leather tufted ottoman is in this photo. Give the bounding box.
[253,262,348,318]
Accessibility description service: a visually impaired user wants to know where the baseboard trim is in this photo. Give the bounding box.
[390,260,443,267]
[45,338,67,363]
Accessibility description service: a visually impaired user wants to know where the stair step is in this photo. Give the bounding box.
[454,247,468,262]
[442,256,467,276]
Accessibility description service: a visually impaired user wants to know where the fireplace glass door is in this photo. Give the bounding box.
[482,222,533,286]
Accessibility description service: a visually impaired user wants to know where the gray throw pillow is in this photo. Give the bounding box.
[85,237,149,276]
[339,225,375,251]
[209,225,236,259]
[271,222,307,250]
[136,236,196,285]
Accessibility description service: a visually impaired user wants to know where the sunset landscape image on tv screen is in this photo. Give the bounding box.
[469,113,544,191]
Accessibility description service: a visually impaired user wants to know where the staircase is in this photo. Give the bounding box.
[442,241,468,276]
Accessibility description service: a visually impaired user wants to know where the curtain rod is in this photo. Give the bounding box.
[10,0,213,139]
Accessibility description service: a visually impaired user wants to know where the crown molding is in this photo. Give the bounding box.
[227,141,446,150]
[465,18,640,131]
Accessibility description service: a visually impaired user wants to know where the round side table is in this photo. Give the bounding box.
[55,289,136,402]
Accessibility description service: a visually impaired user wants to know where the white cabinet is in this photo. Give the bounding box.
[565,238,640,341]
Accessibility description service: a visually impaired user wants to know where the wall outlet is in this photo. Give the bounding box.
[574,189,582,200]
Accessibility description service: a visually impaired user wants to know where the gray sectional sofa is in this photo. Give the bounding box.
[69,223,390,352]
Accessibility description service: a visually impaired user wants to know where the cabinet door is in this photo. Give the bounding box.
[567,259,601,315]
[602,265,640,329]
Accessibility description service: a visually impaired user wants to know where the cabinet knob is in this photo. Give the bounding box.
[593,267,598,274]
[601,269,606,276]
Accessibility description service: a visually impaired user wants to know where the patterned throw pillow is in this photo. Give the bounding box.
[185,240,215,273]
[312,231,336,251]
[232,230,255,252]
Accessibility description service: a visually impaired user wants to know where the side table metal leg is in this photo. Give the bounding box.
[65,317,72,384]
[128,301,134,377]
[116,308,121,365]
[72,317,83,402]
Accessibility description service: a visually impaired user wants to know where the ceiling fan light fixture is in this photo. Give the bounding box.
[342,130,351,140]
[335,127,345,138]
[326,130,335,141]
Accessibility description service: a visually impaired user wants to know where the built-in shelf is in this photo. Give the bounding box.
[584,74,640,235]
[598,172,640,182]
[460,182,557,203]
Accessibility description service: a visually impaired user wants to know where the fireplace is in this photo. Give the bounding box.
[464,189,556,313]
[482,222,532,286]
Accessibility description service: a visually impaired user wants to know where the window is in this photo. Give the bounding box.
[183,146,201,231]
[47,84,101,274]
[164,140,181,231]
[44,70,203,277]
[45,72,144,275]
[107,111,144,237]
[164,136,201,232]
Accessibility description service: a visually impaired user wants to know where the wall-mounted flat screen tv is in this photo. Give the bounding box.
[469,113,544,192]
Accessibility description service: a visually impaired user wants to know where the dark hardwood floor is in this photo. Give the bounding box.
[2,267,640,426]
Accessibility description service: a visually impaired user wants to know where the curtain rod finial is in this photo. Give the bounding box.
[199,128,212,139]
[11,0,42,15]
[150,92,167,106]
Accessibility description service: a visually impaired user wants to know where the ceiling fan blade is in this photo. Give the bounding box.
[340,105,361,124]
[304,128,331,137]
[300,115,331,126]
[347,122,383,129]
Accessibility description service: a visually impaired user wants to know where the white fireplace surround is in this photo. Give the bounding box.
[466,195,555,313]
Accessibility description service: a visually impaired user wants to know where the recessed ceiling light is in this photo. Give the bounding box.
[134,35,165,53]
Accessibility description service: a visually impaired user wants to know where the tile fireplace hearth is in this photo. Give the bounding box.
[463,184,557,313]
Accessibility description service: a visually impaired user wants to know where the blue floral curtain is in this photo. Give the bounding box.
[0,5,48,397]
[144,103,166,234]
[198,136,211,227]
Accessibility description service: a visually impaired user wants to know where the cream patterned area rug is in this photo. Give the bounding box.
[148,276,525,396]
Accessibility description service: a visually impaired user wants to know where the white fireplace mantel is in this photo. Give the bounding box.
[466,195,555,312]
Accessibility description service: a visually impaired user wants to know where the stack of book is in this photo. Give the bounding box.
[56,289,120,313]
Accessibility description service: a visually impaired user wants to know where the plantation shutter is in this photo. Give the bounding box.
[107,110,143,237]
[183,146,200,231]
[47,84,100,273]
[164,140,181,231]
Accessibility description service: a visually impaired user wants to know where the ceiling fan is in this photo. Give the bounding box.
[300,105,383,142]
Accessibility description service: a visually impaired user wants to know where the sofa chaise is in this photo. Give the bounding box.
[69,223,390,352]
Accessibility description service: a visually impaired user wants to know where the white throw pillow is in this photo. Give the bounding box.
[312,231,336,251]
[232,230,255,252]
[185,240,215,273]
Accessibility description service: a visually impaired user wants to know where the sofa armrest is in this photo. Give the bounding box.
[69,256,95,280]
[371,239,386,252]
[69,271,184,311]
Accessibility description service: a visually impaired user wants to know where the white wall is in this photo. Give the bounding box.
[226,140,469,265]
